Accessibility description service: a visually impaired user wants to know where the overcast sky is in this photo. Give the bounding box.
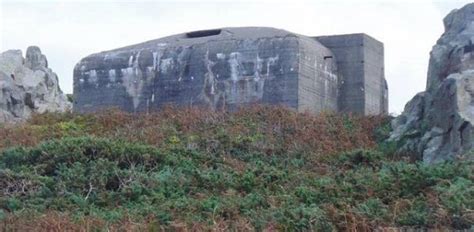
[0,0,472,114]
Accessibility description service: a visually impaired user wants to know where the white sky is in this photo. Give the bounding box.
[0,0,472,114]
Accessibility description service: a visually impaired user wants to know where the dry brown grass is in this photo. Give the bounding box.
[0,105,388,162]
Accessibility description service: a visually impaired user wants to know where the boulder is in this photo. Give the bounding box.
[0,46,71,123]
[390,3,474,163]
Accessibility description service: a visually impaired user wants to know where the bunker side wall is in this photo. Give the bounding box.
[297,37,338,113]
[362,35,388,114]
[314,34,365,114]
[314,33,387,115]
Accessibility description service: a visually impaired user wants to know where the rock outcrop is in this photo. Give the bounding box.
[0,46,71,123]
[390,3,474,163]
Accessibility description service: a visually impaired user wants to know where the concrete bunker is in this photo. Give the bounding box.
[73,27,388,115]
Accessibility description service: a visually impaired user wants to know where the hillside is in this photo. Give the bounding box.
[0,106,472,231]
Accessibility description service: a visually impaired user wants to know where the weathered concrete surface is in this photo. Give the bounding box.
[0,46,71,123]
[74,27,386,115]
[390,3,474,163]
[74,27,338,113]
[315,34,388,115]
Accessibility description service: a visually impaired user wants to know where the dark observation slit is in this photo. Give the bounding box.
[186,29,222,38]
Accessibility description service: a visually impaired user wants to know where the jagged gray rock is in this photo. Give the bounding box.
[0,46,71,123]
[390,3,474,163]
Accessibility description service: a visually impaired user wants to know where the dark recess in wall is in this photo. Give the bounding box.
[186,29,222,38]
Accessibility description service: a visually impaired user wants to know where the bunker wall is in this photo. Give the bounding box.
[314,33,387,115]
[297,37,338,113]
[74,36,301,113]
[362,35,388,114]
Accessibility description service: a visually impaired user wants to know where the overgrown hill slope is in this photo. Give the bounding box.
[0,106,472,231]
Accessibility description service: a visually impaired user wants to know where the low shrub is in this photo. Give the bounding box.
[0,107,471,230]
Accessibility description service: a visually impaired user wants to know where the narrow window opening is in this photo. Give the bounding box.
[323,56,333,60]
[186,29,222,38]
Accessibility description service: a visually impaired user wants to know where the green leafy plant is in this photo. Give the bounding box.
[0,106,471,231]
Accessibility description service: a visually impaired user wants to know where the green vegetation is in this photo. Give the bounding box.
[0,106,472,231]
